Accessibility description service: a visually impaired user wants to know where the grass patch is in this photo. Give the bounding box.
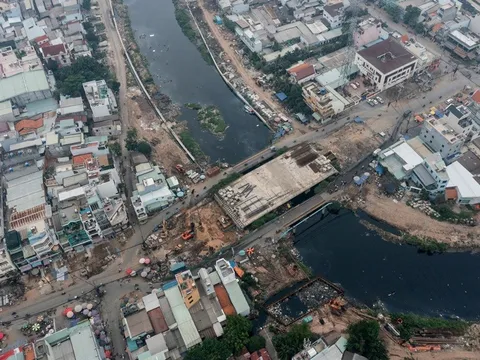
[209,173,242,194]
[402,234,449,254]
[391,312,470,340]
[431,204,473,222]
[185,102,202,110]
[249,212,277,230]
[172,0,213,65]
[179,131,204,158]
[296,260,313,277]
[197,105,227,134]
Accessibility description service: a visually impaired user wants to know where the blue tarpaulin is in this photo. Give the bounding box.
[375,164,384,175]
[275,92,288,102]
[435,110,444,118]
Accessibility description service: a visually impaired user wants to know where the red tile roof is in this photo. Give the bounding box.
[472,89,480,104]
[214,284,236,316]
[73,153,93,166]
[34,34,49,43]
[41,43,67,57]
[287,63,315,81]
[15,118,44,135]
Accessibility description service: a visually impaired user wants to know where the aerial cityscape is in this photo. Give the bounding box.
[0,0,479,358]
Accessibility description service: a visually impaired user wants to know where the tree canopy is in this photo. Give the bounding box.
[125,128,139,151]
[137,141,152,157]
[108,142,122,156]
[246,335,266,353]
[54,57,115,97]
[403,5,421,27]
[346,320,389,360]
[223,315,252,355]
[184,338,231,360]
[273,323,314,360]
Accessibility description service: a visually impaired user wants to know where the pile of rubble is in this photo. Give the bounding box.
[408,199,441,218]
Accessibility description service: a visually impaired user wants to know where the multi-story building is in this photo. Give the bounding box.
[0,46,52,107]
[82,80,118,122]
[52,187,95,252]
[0,239,17,277]
[420,104,479,162]
[444,29,480,60]
[175,269,200,309]
[322,3,344,29]
[354,18,383,48]
[302,82,349,123]
[215,258,250,316]
[131,162,175,223]
[354,38,418,91]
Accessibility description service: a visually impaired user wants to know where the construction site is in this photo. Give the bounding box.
[215,143,338,229]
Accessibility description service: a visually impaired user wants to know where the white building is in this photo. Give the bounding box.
[446,161,480,205]
[82,80,118,121]
[0,241,17,277]
[354,38,418,91]
[420,105,479,162]
[214,258,250,316]
[322,3,344,29]
[59,96,84,115]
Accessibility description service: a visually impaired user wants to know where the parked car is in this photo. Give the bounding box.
[367,99,375,107]
[372,99,379,105]
[376,96,384,104]
[403,109,412,118]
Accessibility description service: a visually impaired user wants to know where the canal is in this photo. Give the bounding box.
[123,0,271,164]
[294,209,480,320]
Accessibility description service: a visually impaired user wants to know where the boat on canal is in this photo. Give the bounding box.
[244,105,255,114]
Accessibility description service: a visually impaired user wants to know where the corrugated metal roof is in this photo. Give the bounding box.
[0,70,50,102]
[447,161,480,200]
[143,293,161,312]
[225,281,250,316]
[164,286,201,349]
[148,308,168,334]
[158,296,176,328]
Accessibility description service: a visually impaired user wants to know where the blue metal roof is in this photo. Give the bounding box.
[275,92,287,101]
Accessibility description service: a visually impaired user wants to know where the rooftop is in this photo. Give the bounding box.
[14,118,44,135]
[323,2,343,17]
[357,38,417,74]
[215,144,337,229]
[449,29,479,48]
[379,139,425,180]
[124,310,153,339]
[287,63,316,81]
[446,161,480,199]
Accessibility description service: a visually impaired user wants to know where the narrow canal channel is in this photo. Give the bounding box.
[124,0,271,164]
[294,209,480,320]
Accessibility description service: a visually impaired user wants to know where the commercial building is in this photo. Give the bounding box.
[0,46,52,107]
[0,239,17,278]
[215,143,337,229]
[302,82,349,123]
[444,29,480,60]
[419,104,478,162]
[35,320,103,360]
[82,80,118,121]
[354,38,418,91]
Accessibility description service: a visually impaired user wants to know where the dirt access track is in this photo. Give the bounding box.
[357,183,480,247]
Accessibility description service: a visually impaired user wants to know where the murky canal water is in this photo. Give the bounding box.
[294,209,480,320]
[123,0,271,163]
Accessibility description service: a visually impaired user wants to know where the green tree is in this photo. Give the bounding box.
[137,141,152,157]
[414,22,426,34]
[272,41,282,51]
[184,338,231,360]
[223,16,237,33]
[385,3,403,23]
[46,58,58,72]
[403,5,421,27]
[125,128,138,151]
[346,320,389,360]
[273,323,313,360]
[108,142,122,156]
[82,0,91,10]
[54,57,113,96]
[223,315,252,355]
[246,335,266,353]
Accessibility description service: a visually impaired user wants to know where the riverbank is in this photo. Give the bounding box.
[339,181,480,249]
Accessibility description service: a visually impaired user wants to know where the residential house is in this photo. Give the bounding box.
[354,17,383,48]
[302,82,349,123]
[322,3,344,29]
[40,42,71,67]
[287,62,316,84]
[444,29,480,60]
[445,161,480,205]
[82,80,118,122]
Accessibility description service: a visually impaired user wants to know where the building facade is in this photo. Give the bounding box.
[354,38,418,91]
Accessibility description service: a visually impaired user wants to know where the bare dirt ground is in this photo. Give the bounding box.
[353,182,480,246]
[316,120,385,168]
[126,87,190,171]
